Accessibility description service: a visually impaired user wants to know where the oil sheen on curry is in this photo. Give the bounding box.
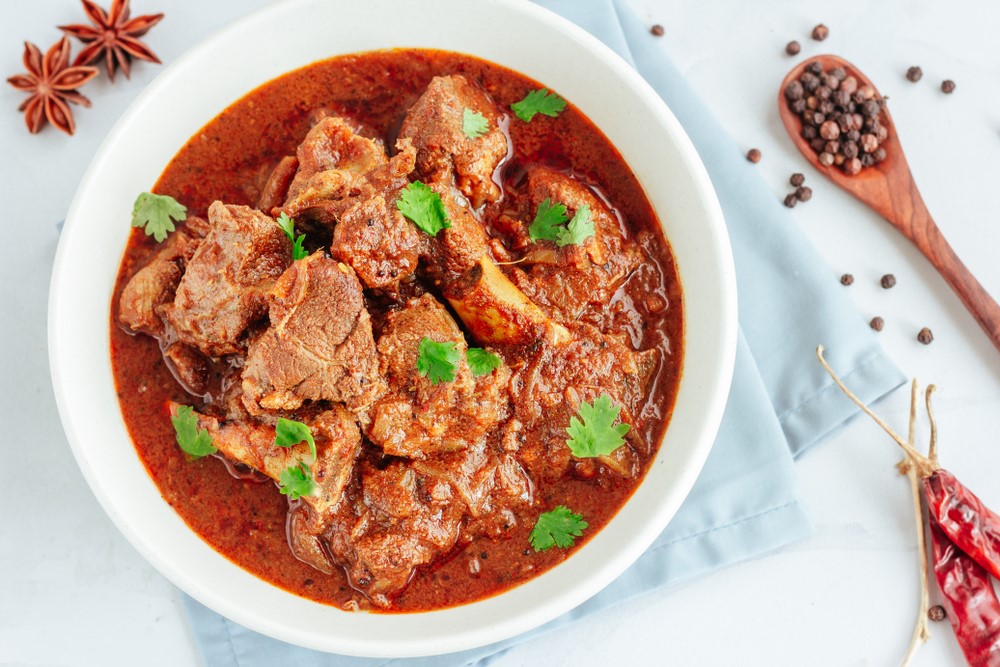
[110,49,683,612]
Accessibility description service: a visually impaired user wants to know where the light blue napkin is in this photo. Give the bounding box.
[183,0,906,663]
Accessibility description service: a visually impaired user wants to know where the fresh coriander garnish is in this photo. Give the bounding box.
[170,405,216,458]
[528,200,594,247]
[529,505,589,551]
[467,347,502,377]
[462,108,489,139]
[396,181,451,236]
[416,337,461,385]
[555,205,594,247]
[565,394,630,458]
[279,462,317,500]
[131,192,186,243]
[528,198,569,242]
[275,212,309,260]
[511,88,566,122]
[275,417,317,462]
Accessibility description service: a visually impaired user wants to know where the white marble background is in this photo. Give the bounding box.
[2,0,999,664]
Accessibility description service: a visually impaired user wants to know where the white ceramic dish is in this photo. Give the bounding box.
[49,0,736,657]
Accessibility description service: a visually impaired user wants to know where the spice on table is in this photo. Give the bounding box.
[6,37,98,135]
[917,327,934,345]
[790,173,805,187]
[783,193,798,208]
[746,148,762,163]
[795,186,812,202]
[881,273,897,289]
[928,605,947,622]
[906,66,923,83]
[941,79,956,94]
[840,273,854,286]
[812,24,829,41]
[650,24,665,37]
[785,40,801,56]
[870,316,884,331]
[59,0,164,82]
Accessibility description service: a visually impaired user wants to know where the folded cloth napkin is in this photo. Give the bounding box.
[184,0,906,663]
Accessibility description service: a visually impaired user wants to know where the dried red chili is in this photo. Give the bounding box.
[928,515,1000,666]
[926,469,1000,583]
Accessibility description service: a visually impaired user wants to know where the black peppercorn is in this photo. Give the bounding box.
[928,605,947,622]
[795,186,812,202]
[783,193,798,208]
[786,40,801,55]
[906,66,923,82]
[941,79,956,94]
[807,61,823,76]
[870,316,884,331]
[817,85,832,101]
[830,67,846,81]
[880,274,896,289]
[861,99,881,117]
[746,148,762,163]
[790,173,805,187]
[801,72,820,93]
[917,327,934,345]
[873,146,887,163]
[846,129,860,142]
[811,24,829,41]
[840,273,854,286]
[784,80,805,100]
[791,99,807,114]
[802,125,818,140]
[811,137,827,153]
[650,24,665,37]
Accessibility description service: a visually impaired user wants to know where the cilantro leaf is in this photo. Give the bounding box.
[467,348,502,377]
[279,462,317,500]
[274,417,316,463]
[275,212,309,260]
[131,192,187,243]
[416,337,461,385]
[529,505,589,551]
[511,88,567,122]
[556,205,595,247]
[565,394,631,458]
[170,405,216,458]
[396,181,451,236]
[528,198,569,243]
[462,108,489,139]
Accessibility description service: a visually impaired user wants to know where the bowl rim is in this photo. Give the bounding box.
[49,0,737,657]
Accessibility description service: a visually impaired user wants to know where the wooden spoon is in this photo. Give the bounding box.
[778,55,1000,352]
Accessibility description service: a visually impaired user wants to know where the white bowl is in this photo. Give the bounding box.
[49,0,736,657]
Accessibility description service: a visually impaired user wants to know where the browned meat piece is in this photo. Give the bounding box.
[173,403,361,522]
[241,253,386,414]
[118,216,209,336]
[368,294,511,459]
[507,167,644,322]
[330,194,420,291]
[420,183,490,288]
[257,156,299,214]
[509,322,657,481]
[285,116,388,203]
[162,342,211,396]
[398,75,508,207]
[162,202,291,357]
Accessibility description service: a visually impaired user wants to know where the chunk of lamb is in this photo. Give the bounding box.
[508,322,658,481]
[241,253,386,415]
[161,202,291,358]
[367,293,511,459]
[329,192,420,292]
[171,403,361,526]
[507,167,644,322]
[118,215,210,336]
[398,75,508,208]
[285,116,388,204]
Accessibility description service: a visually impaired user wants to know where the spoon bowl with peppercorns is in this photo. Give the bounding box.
[779,55,1000,353]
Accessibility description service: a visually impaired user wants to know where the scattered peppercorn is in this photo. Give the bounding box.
[928,605,947,622]
[783,193,798,208]
[906,66,923,82]
[840,273,854,286]
[650,24,665,37]
[795,186,812,202]
[790,173,805,187]
[786,40,801,56]
[941,79,956,94]
[880,274,896,289]
[811,24,829,41]
[917,327,934,344]
[870,316,884,331]
[746,148,762,163]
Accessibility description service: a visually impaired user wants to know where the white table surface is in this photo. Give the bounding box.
[3,0,999,665]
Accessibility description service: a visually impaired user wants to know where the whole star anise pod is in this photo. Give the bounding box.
[7,37,98,135]
[59,0,164,82]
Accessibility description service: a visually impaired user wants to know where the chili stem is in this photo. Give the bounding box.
[925,385,939,467]
[815,346,934,476]
[899,380,931,667]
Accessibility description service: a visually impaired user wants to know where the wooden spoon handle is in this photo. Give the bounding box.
[904,195,1000,352]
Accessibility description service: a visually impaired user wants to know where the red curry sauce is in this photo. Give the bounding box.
[110,49,682,612]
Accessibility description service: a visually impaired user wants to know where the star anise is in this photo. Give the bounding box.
[59,0,164,82]
[6,37,98,135]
